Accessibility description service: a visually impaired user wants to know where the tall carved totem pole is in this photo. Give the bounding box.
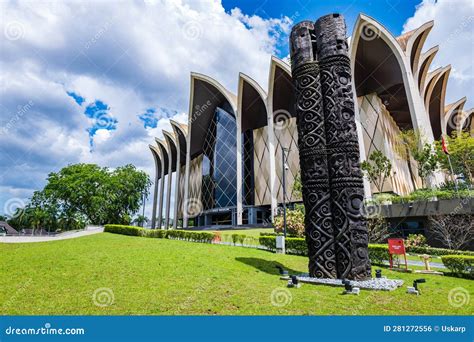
[290,14,371,280]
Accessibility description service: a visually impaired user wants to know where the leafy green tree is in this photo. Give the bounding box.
[412,143,439,187]
[10,163,151,230]
[133,215,149,227]
[361,150,392,193]
[435,132,474,184]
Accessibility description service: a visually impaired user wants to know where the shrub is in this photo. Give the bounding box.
[104,224,146,236]
[405,234,427,248]
[441,255,474,277]
[231,234,246,245]
[259,235,388,263]
[368,244,389,265]
[259,236,276,250]
[146,229,168,239]
[406,245,474,257]
[273,209,305,237]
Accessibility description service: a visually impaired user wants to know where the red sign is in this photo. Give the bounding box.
[388,238,406,255]
[387,238,408,270]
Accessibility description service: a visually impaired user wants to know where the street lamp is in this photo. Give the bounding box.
[281,146,289,238]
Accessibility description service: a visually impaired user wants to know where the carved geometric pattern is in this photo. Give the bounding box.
[292,61,337,279]
[290,14,371,280]
[319,53,371,281]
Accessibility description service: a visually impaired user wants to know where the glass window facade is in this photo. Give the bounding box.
[201,107,237,209]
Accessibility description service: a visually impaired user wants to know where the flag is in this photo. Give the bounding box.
[441,136,449,155]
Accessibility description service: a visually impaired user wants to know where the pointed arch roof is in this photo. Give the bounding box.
[417,45,439,93]
[351,14,413,129]
[155,138,169,175]
[268,56,295,119]
[188,72,237,158]
[149,144,162,177]
[163,130,177,172]
[238,72,268,132]
[170,119,188,166]
[425,65,451,139]
[397,21,434,74]
[445,97,467,136]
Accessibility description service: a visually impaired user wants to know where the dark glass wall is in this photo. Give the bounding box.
[201,107,237,209]
[242,130,254,206]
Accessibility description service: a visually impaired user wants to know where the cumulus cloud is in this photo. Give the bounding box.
[403,0,474,108]
[0,0,291,219]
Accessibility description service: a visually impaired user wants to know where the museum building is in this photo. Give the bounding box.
[149,14,473,230]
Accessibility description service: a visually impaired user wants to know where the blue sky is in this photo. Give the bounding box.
[0,0,472,220]
[223,0,421,57]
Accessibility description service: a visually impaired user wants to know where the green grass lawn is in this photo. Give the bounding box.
[1,233,472,315]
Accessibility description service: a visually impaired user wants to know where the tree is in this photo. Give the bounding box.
[429,215,474,250]
[394,129,421,190]
[361,150,392,193]
[435,132,474,184]
[412,143,439,187]
[133,215,149,227]
[12,163,151,230]
[366,215,392,243]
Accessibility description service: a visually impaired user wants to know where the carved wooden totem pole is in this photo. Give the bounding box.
[290,14,371,280]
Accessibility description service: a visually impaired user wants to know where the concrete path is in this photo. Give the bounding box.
[0,226,104,243]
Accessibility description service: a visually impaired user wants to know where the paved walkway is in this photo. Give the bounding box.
[0,226,104,243]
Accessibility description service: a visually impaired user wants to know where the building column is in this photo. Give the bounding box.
[157,162,165,229]
[183,125,191,229]
[236,108,243,226]
[164,163,173,230]
[173,157,180,230]
[266,98,278,222]
[149,147,160,229]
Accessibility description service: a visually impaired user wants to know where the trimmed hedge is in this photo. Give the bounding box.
[104,224,146,236]
[105,225,473,267]
[441,255,474,276]
[406,246,474,257]
[259,236,389,262]
[104,225,214,243]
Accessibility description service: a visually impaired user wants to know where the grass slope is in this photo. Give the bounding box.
[1,233,472,315]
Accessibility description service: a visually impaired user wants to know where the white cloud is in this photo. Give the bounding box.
[403,0,474,109]
[0,0,291,220]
